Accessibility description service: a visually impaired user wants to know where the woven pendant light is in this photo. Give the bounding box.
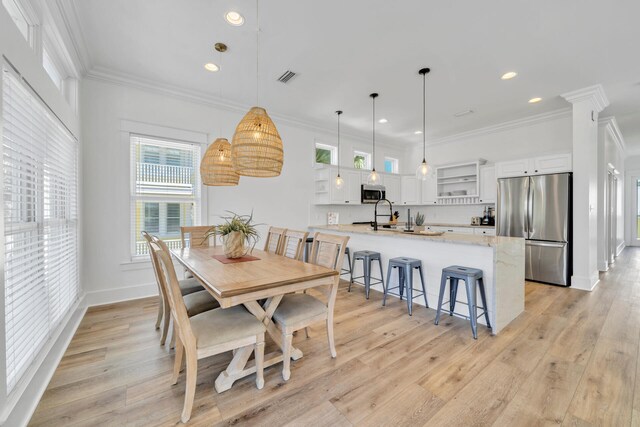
[201,138,240,186]
[231,107,283,177]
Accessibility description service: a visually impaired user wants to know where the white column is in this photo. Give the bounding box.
[561,85,609,291]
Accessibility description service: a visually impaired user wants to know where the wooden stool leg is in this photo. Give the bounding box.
[466,276,478,339]
[478,277,491,329]
[435,273,447,325]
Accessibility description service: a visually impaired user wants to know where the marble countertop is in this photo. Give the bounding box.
[424,223,495,229]
[309,224,520,248]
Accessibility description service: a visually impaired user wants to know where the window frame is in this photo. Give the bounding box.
[314,142,337,166]
[123,120,208,262]
[384,157,399,174]
[353,150,372,170]
[2,0,36,48]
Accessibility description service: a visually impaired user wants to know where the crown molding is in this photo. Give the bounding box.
[599,116,627,155]
[561,84,610,112]
[53,0,92,75]
[84,66,407,150]
[407,107,572,149]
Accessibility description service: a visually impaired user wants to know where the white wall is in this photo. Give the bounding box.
[80,77,409,304]
[625,155,640,246]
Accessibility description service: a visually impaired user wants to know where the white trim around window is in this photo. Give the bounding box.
[353,150,372,170]
[120,120,209,262]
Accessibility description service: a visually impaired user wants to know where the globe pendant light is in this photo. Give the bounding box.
[334,110,344,189]
[367,93,380,185]
[416,68,431,180]
[231,0,283,177]
[201,138,240,186]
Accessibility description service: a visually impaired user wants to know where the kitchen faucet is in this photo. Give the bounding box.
[373,196,393,231]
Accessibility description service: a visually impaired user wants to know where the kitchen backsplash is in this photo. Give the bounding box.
[310,203,494,226]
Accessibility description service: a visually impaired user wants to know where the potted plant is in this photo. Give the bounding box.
[414,211,426,232]
[208,211,260,258]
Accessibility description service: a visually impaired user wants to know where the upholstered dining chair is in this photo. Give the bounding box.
[264,226,287,254]
[150,238,266,423]
[279,229,309,261]
[272,232,349,381]
[142,232,219,345]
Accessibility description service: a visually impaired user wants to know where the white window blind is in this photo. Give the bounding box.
[131,135,201,257]
[2,69,79,393]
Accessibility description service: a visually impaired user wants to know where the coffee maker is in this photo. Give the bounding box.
[481,206,495,226]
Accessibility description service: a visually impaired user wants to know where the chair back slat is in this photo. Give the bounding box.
[151,236,196,345]
[181,226,216,248]
[308,232,349,272]
[280,229,309,260]
[264,226,287,254]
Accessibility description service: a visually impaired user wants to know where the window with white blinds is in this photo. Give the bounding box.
[131,135,201,257]
[2,69,79,393]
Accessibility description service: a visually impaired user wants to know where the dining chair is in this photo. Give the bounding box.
[279,229,309,260]
[142,232,219,346]
[180,225,216,248]
[264,226,287,254]
[272,232,349,381]
[150,238,266,423]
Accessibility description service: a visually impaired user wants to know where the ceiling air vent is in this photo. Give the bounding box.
[277,70,297,84]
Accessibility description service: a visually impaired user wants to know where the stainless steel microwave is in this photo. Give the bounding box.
[361,184,386,204]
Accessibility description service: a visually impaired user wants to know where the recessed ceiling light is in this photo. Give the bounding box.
[501,71,518,80]
[378,118,388,124]
[414,130,423,135]
[204,63,219,72]
[225,11,244,26]
[528,97,542,103]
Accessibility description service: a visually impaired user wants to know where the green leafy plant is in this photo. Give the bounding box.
[415,211,425,226]
[205,211,261,250]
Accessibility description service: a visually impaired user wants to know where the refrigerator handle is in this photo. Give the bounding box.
[526,178,532,237]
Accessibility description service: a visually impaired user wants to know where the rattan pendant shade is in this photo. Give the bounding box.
[231,106,283,177]
[200,138,240,186]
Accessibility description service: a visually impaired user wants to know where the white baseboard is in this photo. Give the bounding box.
[617,242,626,256]
[571,271,600,291]
[1,296,87,427]
[86,282,158,307]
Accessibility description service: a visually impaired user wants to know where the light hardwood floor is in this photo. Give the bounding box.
[31,247,640,426]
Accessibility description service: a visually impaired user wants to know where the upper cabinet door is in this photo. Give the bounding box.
[421,174,438,204]
[400,176,419,205]
[384,175,401,204]
[479,166,497,204]
[345,170,362,204]
[495,159,533,178]
[532,153,572,175]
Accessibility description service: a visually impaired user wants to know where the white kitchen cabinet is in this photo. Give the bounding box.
[344,169,362,204]
[479,166,497,204]
[400,176,420,205]
[474,228,496,236]
[495,159,533,178]
[384,174,401,204]
[314,167,361,205]
[496,153,572,178]
[420,175,438,205]
[532,153,572,175]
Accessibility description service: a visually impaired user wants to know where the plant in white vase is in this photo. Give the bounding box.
[207,211,260,258]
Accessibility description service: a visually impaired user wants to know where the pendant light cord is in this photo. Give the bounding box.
[336,110,342,175]
[371,93,377,171]
[256,0,260,106]
[422,71,426,161]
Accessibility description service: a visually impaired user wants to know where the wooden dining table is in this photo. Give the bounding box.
[171,246,338,392]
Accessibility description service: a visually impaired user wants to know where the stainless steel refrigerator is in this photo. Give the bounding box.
[497,173,572,286]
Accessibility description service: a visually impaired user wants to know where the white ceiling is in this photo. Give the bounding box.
[70,0,640,149]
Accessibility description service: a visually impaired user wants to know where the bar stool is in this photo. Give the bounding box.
[350,250,384,299]
[434,265,491,339]
[341,247,352,279]
[382,257,428,315]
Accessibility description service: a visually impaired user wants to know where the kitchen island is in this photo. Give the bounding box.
[309,224,525,334]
